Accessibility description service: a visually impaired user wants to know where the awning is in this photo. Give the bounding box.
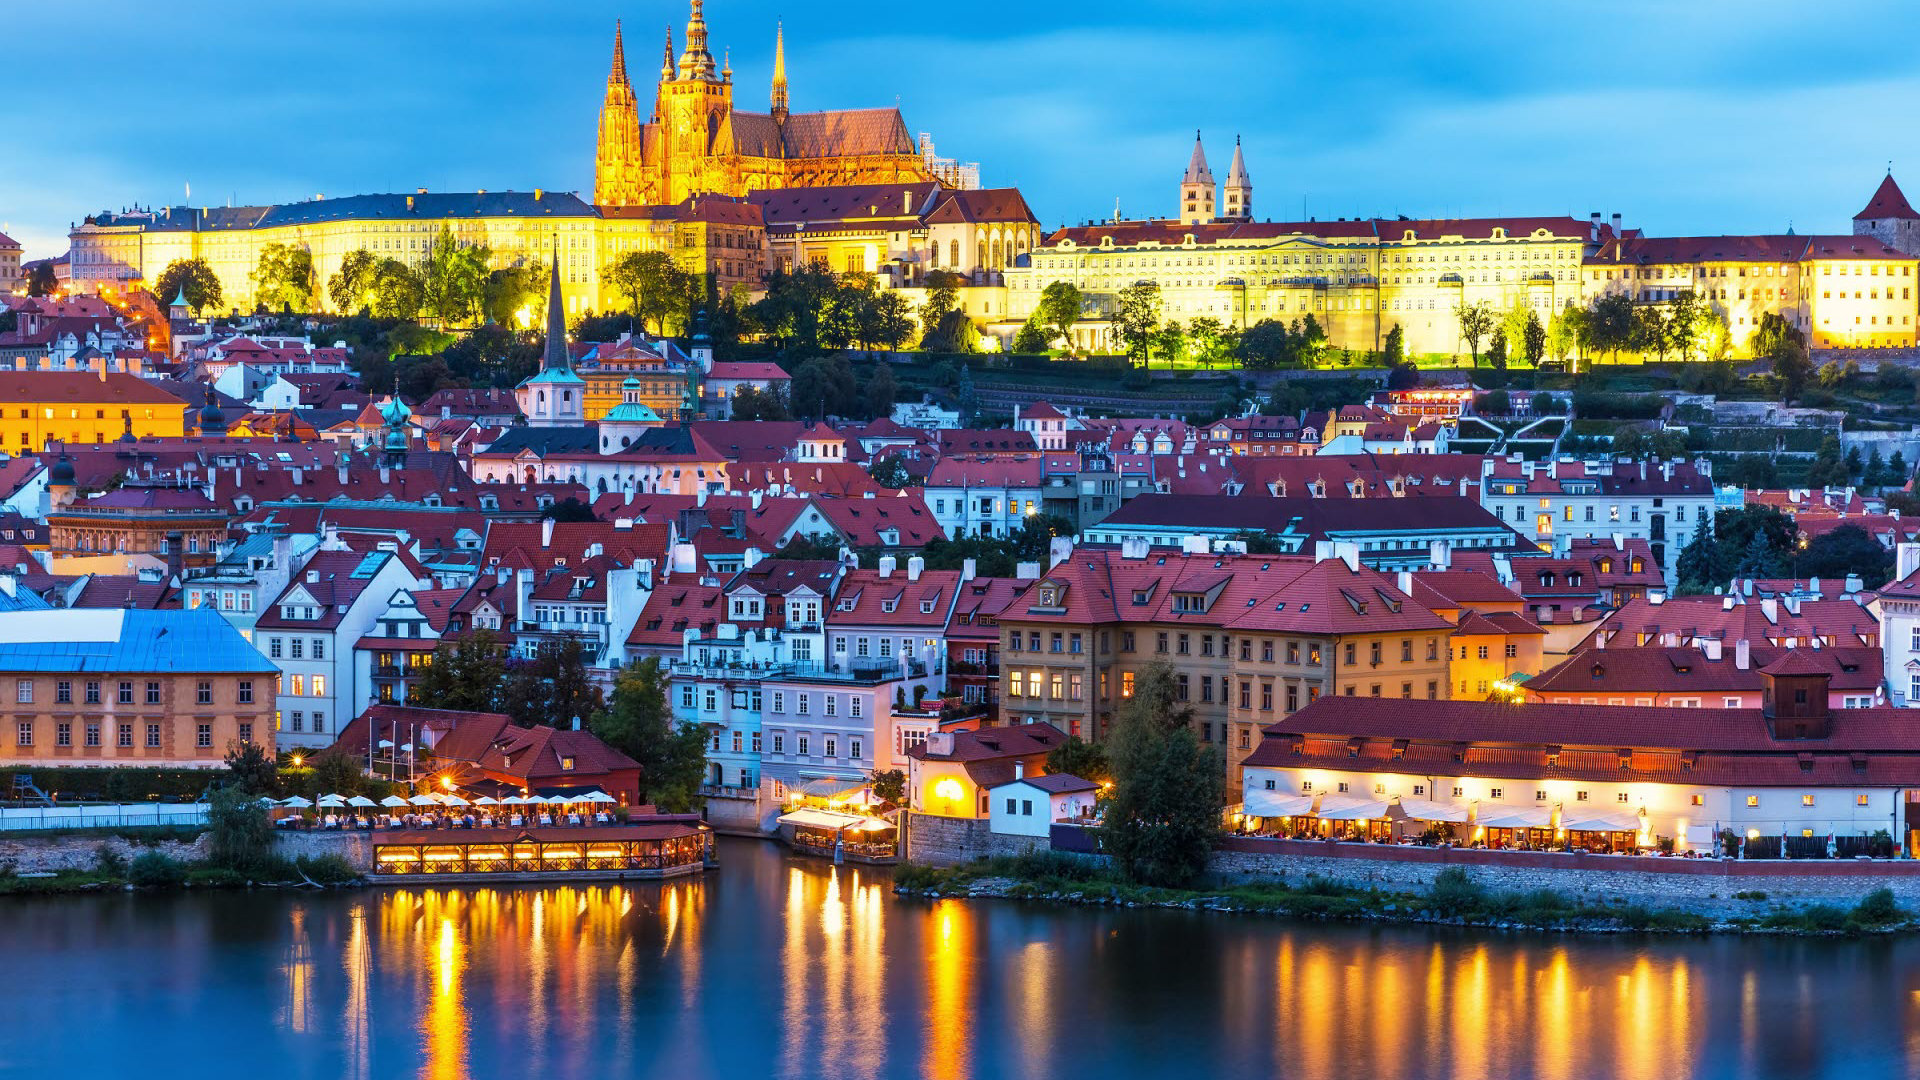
[1393,798,1469,823]
[1476,805,1553,829]
[1562,811,1644,833]
[777,808,871,831]
[1314,795,1391,821]
[1242,789,1316,818]
[794,777,869,800]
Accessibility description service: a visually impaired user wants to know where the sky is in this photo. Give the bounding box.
[5,0,1920,261]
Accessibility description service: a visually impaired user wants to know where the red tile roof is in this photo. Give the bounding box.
[1856,174,1920,221]
[1529,645,1881,696]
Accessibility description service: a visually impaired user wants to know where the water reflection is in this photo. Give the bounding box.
[11,840,1920,1079]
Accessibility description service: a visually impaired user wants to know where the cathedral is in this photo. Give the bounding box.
[595,3,937,208]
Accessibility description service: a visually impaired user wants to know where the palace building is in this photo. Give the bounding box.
[593,6,939,209]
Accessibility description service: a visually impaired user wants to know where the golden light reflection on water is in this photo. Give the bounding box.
[281,905,313,1034]
[923,899,974,1080]
[422,909,468,1080]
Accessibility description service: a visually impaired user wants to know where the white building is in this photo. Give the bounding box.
[1478,455,1715,579]
[988,771,1099,837]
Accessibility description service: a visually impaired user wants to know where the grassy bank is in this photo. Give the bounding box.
[0,846,364,897]
[896,854,1912,935]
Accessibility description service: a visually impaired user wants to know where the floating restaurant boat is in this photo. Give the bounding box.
[370,818,713,882]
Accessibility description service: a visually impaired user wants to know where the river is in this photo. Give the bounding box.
[1,836,1916,1080]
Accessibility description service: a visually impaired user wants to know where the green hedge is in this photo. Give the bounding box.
[1,768,217,802]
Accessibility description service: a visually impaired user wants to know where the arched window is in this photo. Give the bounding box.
[977,240,987,267]
[950,240,959,267]
[537,390,547,406]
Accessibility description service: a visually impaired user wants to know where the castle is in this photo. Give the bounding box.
[594,2,937,208]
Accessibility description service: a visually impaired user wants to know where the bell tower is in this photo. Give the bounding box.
[1222,136,1252,222]
[1179,131,1215,226]
[654,0,735,205]
[594,21,646,207]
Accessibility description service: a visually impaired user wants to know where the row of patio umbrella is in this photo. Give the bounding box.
[273,792,617,810]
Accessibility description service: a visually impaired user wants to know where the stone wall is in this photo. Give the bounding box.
[274,830,374,871]
[903,812,1050,867]
[0,833,208,874]
[703,793,769,837]
[1209,838,1920,917]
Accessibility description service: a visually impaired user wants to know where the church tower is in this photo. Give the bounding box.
[1854,171,1920,256]
[653,0,737,206]
[1222,136,1252,222]
[1179,131,1215,226]
[770,21,789,125]
[594,21,647,207]
[515,250,587,428]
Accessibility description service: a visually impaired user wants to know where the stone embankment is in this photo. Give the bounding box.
[0,830,371,875]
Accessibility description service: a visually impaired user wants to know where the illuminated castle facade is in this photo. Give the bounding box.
[594,3,937,208]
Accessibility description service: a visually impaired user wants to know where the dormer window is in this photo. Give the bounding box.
[881,599,898,614]
[920,600,936,614]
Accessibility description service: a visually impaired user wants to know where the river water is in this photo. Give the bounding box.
[2,836,1916,1080]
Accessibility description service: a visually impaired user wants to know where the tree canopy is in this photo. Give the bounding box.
[154,258,222,314]
[590,659,709,811]
[1099,660,1224,888]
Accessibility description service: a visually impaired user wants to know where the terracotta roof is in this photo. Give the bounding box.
[1529,645,1881,695]
[0,372,189,407]
[827,567,959,628]
[906,721,1068,762]
[1855,174,1920,221]
[626,583,727,648]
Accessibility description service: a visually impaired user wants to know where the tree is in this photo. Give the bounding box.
[311,752,366,798]
[1499,300,1530,364]
[1585,294,1637,363]
[591,659,709,811]
[1799,524,1895,589]
[1113,282,1163,366]
[867,291,916,350]
[1521,310,1546,367]
[1012,319,1051,355]
[1294,314,1328,367]
[1454,300,1494,365]
[1807,434,1850,488]
[1153,321,1186,366]
[420,225,493,326]
[153,258,222,314]
[223,739,279,796]
[1891,451,1910,487]
[603,250,691,333]
[729,384,792,421]
[918,277,960,349]
[484,260,548,327]
[924,309,980,354]
[868,454,913,489]
[409,629,509,714]
[369,258,424,320]
[1547,305,1581,365]
[1631,305,1671,362]
[771,533,845,562]
[1034,281,1084,353]
[1099,661,1224,888]
[954,365,978,425]
[870,768,907,806]
[25,262,57,298]
[864,362,898,418]
[1734,527,1786,579]
[1674,519,1719,594]
[499,638,605,731]
[1383,323,1406,367]
[328,249,379,313]
[1485,327,1509,374]
[1667,291,1707,361]
[1847,444,1867,480]
[790,355,859,418]
[1186,316,1227,368]
[543,496,598,523]
[206,784,276,874]
[1045,736,1111,785]
[249,243,315,313]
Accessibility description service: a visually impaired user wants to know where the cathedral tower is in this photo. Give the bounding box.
[1179,131,1215,226]
[1222,136,1252,222]
[594,21,647,207]
[770,21,789,124]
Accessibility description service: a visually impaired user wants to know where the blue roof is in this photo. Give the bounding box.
[0,608,277,674]
[0,586,51,614]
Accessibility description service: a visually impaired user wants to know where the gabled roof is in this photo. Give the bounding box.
[1856,174,1920,222]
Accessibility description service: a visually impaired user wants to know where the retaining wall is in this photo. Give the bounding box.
[903,812,1049,866]
[0,833,208,874]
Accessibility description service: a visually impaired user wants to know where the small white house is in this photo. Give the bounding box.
[988,771,1099,837]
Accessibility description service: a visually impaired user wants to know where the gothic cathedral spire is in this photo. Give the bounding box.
[661,25,675,82]
[771,21,789,123]
[593,19,645,207]
[1179,130,1216,226]
[679,0,717,81]
[1222,135,1252,222]
[543,243,569,375]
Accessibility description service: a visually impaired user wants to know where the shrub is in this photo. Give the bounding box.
[294,854,362,885]
[186,867,246,889]
[127,850,187,889]
[92,844,128,878]
[206,785,276,873]
[1853,888,1902,926]
[1425,868,1488,917]
[1733,890,1768,902]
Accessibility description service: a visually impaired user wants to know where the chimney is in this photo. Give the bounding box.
[1396,570,1413,595]
[961,557,977,582]
[878,555,896,578]
[1610,212,1622,235]
[337,457,349,485]
[1015,561,1041,580]
[907,556,924,581]
[1336,541,1361,573]
[697,488,708,507]
[1760,598,1779,624]
[1898,543,1920,583]
[541,518,556,548]
[1734,638,1750,670]
[1844,573,1864,595]
[1701,637,1721,661]
[1428,540,1450,571]
[515,568,534,624]
[291,467,303,486]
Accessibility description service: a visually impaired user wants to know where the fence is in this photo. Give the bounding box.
[0,803,209,832]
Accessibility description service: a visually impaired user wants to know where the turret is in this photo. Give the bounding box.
[678,0,718,81]
[1222,136,1252,222]
[594,20,646,208]
[1179,131,1215,226]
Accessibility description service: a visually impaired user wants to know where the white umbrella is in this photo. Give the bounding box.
[347,795,377,808]
[440,793,470,807]
[504,795,530,806]
[586,791,617,804]
[377,739,394,749]
[280,796,313,809]
[472,796,500,806]
[408,794,441,807]
[380,795,410,808]
[317,795,347,808]
[254,797,277,808]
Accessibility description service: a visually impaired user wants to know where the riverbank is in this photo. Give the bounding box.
[895,852,1917,935]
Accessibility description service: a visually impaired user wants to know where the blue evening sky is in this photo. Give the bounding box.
[4,0,1919,260]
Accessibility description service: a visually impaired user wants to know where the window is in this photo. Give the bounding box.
[1489,788,1503,799]
[825,696,837,716]
[84,680,101,705]
[1858,793,1871,807]
[237,681,254,705]
[1801,793,1815,806]
[16,722,30,747]
[290,675,305,697]
[117,723,133,748]
[1121,671,1136,698]
[312,675,325,698]
[772,735,784,754]
[13,680,28,704]
[56,722,71,747]
[798,736,810,756]
[290,638,304,660]
[117,681,133,705]
[146,723,161,748]
[196,724,213,748]
[1156,632,1168,654]
[196,681,213,706]
[1746,794,1759,807]
[851,739,862,760]
[84,723,101,747]
[1069,674,1083,700]
[269,638,283,659]
[751,732,762,753]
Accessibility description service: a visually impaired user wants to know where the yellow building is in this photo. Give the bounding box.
[593,7,936,209]
[1003,135,1591,356]
[1584,233,1918,352]
[0,372,187,451]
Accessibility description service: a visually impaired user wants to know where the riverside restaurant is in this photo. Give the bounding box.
[371,818,712,882]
